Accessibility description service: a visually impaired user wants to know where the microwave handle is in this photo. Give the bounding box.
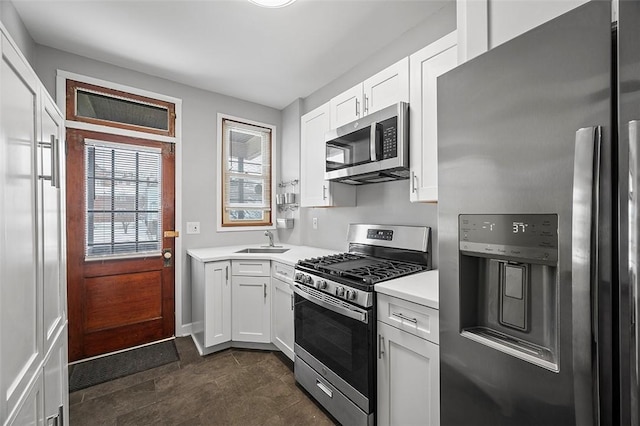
[370,122,381,162]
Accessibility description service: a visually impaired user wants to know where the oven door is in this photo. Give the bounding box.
[293,284,374,404]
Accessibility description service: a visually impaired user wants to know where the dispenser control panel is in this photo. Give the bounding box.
[459,214,558,264]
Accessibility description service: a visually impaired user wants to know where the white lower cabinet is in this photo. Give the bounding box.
[232,275,271,343]
[190,259,231,352]
[377,295,440,426]
[271,262,295,360]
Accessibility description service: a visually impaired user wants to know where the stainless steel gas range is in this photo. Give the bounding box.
[293,224,432,426]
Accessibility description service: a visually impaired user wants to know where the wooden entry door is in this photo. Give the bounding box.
[66,128,175,362]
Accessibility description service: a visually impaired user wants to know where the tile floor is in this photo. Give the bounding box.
[69,337,338,425]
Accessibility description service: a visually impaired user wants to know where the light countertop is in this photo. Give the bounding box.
[187,244,339,267]
[188,244,439,308]
[375,269,439,309]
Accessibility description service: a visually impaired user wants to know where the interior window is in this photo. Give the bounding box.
[221,118,272,227]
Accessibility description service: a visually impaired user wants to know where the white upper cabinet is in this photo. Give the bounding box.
[363,57,409,116]
[329,83,362,130]
[330,57,409,129]
[409,31,458,203]
[300,102,355,208]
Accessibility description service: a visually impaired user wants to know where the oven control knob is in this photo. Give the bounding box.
[294,273,303,282]
[335,286,345,297]
[315,280,327,290]
[304,275,314,285]
[345,289,357,301]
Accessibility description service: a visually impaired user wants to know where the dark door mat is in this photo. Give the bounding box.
[69,340,179,392]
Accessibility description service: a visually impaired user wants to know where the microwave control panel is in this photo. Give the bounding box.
[380,117,398,159]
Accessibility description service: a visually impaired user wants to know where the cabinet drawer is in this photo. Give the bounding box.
[272,262,294,283]
[232,260,270,276]
[377,293,439,344]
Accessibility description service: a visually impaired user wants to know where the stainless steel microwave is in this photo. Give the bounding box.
[324,102,409,185]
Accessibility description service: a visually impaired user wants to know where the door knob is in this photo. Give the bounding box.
[162,248,173,267]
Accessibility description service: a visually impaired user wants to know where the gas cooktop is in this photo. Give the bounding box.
[296,253,427,286]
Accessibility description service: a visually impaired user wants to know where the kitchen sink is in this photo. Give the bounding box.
[235,247,290,254]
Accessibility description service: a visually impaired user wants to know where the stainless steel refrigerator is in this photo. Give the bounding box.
[438,1,639,425]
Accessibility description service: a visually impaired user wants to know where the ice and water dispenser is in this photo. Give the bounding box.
[458,214,559,371]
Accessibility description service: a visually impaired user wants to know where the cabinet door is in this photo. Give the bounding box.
[232,276,271,343]
[377,321,440,426]
[300,103,356,208]
[7,372,43,426]
[271,277,294,360]
[363,57,409,116]
[409,32,457,202]
[329,83,362,129]
[40,91,65,356]
[43,326,68,426]
[0,33,43,421]
[204,261,231,347]
[300,103,331,207]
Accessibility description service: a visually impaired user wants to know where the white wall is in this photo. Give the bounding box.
[302,181,439,266]
[277,98,303,245]
[0,0,35,63]
[33,45,282,331]
[487,0,590,49]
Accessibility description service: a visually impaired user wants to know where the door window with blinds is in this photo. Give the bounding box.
[85,140,162,258]
[221,118,273,227]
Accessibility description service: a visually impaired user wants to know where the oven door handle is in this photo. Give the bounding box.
[293,284,368,324]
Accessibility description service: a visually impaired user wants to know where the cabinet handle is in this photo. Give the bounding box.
[38,135,57,187]
[225,266,229,282]
[264,283,267,298]
[322,184,327,200]
[290,293,294,310]
[392,312,418,324]
[411,171,418,194]
[378,334,385,359]
[364,95,369,114]
[355,98,360,116]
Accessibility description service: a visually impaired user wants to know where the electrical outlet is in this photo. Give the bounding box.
[312,217,318,230]
[187,222,200,234]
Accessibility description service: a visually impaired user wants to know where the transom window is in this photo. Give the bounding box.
[67,79,176,137]
[221,118,273,227]
[85,140,162,258]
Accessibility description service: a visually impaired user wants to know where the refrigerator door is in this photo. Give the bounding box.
[620,2,640,424]
[438,2,612,425]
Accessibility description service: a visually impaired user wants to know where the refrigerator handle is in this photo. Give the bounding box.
[571,126,601,424]
[628,121,639,364]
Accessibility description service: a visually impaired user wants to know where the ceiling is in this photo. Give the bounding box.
[11,0,450,109]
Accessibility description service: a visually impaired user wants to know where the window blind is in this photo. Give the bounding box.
[85,139,162,258]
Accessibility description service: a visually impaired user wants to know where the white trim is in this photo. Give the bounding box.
[55,70,186,338]
[456,0,488,63]
[216,112,277,232]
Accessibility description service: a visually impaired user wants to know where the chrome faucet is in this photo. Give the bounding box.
[265,230,274,247]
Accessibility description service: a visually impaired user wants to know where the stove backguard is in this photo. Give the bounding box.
[458,214,559,371]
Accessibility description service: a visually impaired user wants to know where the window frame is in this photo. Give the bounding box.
[67,79,176,137]
[217,113,276,231]
[83,139,164,260]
